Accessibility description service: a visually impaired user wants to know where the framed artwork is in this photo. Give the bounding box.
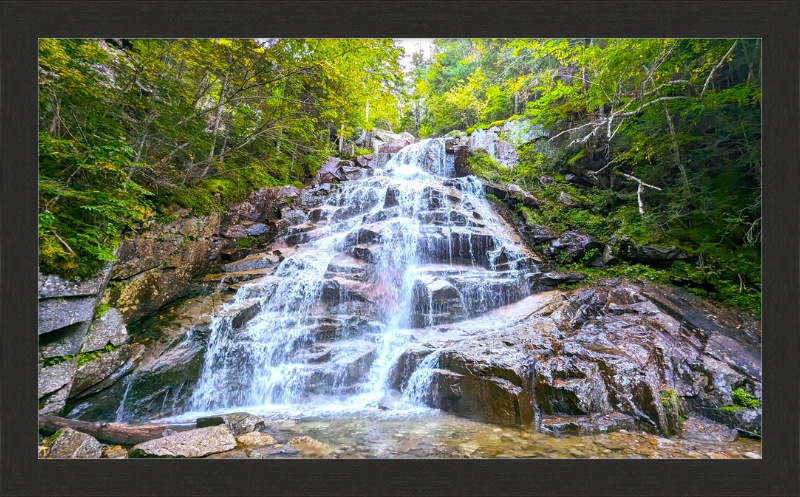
[1,1,798,496]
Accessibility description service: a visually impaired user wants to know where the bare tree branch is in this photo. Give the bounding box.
[701,40,738,96]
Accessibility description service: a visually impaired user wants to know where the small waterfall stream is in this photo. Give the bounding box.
[183,138,537,418]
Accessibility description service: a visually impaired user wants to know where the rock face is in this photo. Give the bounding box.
[46,428,103,458]
[390,280,761,436]
[130,425,236,458]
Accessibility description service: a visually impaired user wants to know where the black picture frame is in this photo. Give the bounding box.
[2,1,797,495]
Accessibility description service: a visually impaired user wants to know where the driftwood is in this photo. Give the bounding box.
[39,414,194,446]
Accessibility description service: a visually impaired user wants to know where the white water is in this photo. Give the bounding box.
[179,138,535,420]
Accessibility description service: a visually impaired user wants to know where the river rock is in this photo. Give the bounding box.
[130,425,237,458]
[101,445,129,458]
[46,428,103,458]
[236,431,275,447]
[680,415,738,443]
[540,412,637,436]
[82,308,128,352]
[196,412,266,435]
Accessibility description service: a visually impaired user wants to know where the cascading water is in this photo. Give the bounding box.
[183,138,538,419]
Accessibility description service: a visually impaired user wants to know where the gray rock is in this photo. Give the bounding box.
[164,213,219,238]
[221,253,278,273]
[546,231,601,262]
[46,428,103,458]
[130,425,236,458]
[196,412,266,436]
[39,360,77,397]
[39,321,91,358]
[680,415,738,443]
[39,265,110,299]
[69,345,135,398]
[82,308,128,352]
[539,271,586,286]
[39,384,71,416]
[38,296,96,335]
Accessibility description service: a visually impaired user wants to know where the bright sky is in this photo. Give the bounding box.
[395,38,435,68]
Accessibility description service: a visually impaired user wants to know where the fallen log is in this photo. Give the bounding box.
[39,414,195,446]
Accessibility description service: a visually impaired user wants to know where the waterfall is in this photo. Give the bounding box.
[186,138,536,417]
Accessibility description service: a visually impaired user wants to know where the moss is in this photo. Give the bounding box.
[93,302,110,320]
[41,343,117,368]
[731,388,760,409]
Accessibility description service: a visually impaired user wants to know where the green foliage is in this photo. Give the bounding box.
[660,389,679,409]
[465,150,509,183]
[39,38,404,279]
[731,388,760,409]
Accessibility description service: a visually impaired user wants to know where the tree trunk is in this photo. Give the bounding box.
[39,414,195,446]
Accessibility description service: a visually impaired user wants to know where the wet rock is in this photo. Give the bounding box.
[110,236,210,322]
[355,153,391,170]
[540,412,636,436]
[379,138,412,154]
[680,415,738,443]
[46,428,103,459]
[82,308,128,352]
[130,425,236,458]
[38,296,96,335]
[221,252,279,273]
[236,431,275,447]
[196,412,266,436]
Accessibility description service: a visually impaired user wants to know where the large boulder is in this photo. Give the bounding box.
[46,428,103,459]
[130,425,236,458]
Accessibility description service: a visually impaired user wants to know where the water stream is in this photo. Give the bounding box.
[183,138,535,419]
